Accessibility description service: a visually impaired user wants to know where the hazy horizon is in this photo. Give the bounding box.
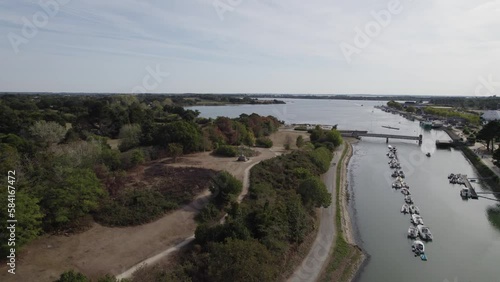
[1,0,499,95]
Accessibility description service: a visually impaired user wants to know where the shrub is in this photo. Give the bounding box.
[94,189,177,226]
[256,137,273,148]
[214,145,238,157]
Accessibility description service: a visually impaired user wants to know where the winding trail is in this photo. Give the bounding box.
[288,143,345,282]
[116,159,265,280]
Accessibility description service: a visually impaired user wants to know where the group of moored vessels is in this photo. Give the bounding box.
[387,145,432,261]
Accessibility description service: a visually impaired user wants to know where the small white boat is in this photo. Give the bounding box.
[401,188,411,196]
[409,205,420,214]
[460,189,470,199]
[417,225,433,241]
[411,214,424,225]
[408,226,418,238]
[404,195,413,204]
[401,204,410,214]
[399,171,405,178]
[393,182,402,189]
[412,240,425,255]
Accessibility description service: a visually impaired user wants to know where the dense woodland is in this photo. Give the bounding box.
[0,94,282,260]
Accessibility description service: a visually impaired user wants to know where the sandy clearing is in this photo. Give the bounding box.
[0,132,285,282]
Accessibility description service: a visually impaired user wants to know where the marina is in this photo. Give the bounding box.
[192,99,500,282]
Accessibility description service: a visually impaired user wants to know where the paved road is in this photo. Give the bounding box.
[288,143,345,282]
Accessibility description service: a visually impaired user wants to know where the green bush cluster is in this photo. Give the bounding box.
[213,145,238,157]
[255,137,273,148]
[94,189,178,226]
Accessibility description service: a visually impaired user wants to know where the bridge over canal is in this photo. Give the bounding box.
[338,130,423,145]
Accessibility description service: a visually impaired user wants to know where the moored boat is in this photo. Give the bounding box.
[412,240,425,255]
[401,188,411,196]
[409,205,420,214]
[411,214,424,225]
[417,225,433,241]
[408,226,418,238]
[405,195,413,204]
[401,204,410,214]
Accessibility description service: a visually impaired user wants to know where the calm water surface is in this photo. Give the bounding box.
[191,99,500,282]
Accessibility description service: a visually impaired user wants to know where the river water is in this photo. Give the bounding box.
[190,99,500,282]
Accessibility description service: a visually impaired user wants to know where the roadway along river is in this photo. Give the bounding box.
[191,99,500,282]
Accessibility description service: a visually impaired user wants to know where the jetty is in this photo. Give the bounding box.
[339,130,422,145]
[460,174,478,199]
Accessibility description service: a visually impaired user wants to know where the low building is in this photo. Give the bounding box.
[481,110,500,122]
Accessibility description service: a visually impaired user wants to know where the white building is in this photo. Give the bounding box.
[481,110,500,122]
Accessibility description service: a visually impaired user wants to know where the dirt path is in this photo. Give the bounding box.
[288,144,345,282]
[117,159,266,280]
[0,146,277,282]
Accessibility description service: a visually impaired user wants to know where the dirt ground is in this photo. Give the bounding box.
[0,130,298,282]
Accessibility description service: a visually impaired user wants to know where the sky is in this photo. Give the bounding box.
[1,0,499,95]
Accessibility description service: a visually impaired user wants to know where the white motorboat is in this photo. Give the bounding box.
[401,188,411,196]
[460,189,470,199]
[411,214,424,225]
[399,171,405,178]
[408,226,418,238]
[417,225,433,241]
[392,171,399,178]
[404,195,413,204]
[412,240,425,255]
[409,205,420,214]
[401,204,410,214]
[393,182,402,189]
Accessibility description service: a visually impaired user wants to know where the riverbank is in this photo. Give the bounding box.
[319,139,366,282]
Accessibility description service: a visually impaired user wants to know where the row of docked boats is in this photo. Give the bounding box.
[387,145,432,261]
[448,173,465,185]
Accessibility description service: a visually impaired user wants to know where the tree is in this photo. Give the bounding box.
[477,121,500,152]
[37,168,105,229]
[406,106,416,113]
[210,171,243,207]
[168,143,183,162]
[494,147,500,167]
[0,189,43,257]
[154,121,202,153]
[296,135,304,148]
[325,130,343,147]
[297,177,332,208]
[118,123,142,151]
[206,239,278,282]
[256,137,273,148]
[284,134,292,150]
[387,100,403,110]
[29,120,67,146]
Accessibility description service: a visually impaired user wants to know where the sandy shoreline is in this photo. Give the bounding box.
[340,139,367,282]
